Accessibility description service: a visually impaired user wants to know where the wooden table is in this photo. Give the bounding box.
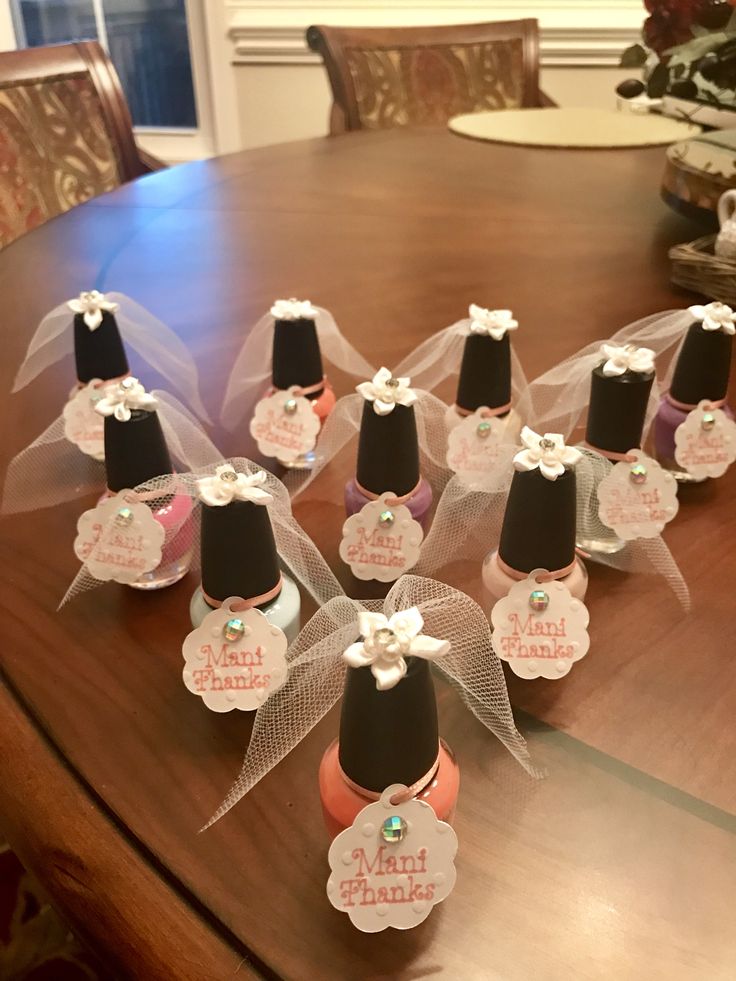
[1,129,734,981]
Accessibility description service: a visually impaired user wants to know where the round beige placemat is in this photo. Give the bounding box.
[448,107,702,149]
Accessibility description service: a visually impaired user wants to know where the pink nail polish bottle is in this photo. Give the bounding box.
[101,384,193,590]
[319,658,460,839]
[73,293,130,389]
[654,308,734,482]
[482,466,588,605]
[345,394,432,528]
[578,353,654,555]
[445,318,522,441]
[270,302,336,468]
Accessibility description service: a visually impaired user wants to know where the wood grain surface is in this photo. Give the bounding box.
[0,129,733,979]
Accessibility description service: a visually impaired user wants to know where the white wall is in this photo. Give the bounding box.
[228,1,642,150]
[235,64,636,150]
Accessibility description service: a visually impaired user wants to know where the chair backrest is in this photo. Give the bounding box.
[307,20,543,134]
[0,40,143,249]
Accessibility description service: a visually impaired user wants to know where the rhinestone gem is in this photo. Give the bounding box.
[115,507,134,527]
[380,815,407,843]
[529,589,549,612]
[476,420,492,439]
[223,618,245,643]
[385,377,400,388]
[373,627,396,647]
[539,438,556,451]
[629,463,647,484]
[219,470,238,482]
[379,509,395,528]
[701,412,716,432]
[284,398,298,415]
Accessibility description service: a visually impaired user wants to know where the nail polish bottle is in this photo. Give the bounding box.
[99,380,193,590]
[319,657,460,839]
[482,436,588,603]
[445,306,523,442]
[72,291,130,390]
[345,371,432,527]
[189,469,301,642]
[269,299,336,468]
[654,304,734,482]
[578,345,655,555]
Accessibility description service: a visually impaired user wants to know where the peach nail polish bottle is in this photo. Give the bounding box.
[319,657,460,839]
[269,300,335,468]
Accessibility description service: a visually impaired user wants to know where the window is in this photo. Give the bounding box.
[11,0,198,130]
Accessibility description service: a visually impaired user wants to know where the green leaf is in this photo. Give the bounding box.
[647,62,670,98]
[619,43,647,68]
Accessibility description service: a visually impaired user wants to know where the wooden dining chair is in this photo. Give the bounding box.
[307,20,553,134]
[0,40,164,249]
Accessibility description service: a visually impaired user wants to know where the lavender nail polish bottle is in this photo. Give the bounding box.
[654,303,734,482]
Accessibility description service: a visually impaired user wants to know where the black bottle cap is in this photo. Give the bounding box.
[74,311,129,384]
[498,467,577,574]
[670,322,733,405]
[200,499,281,603]
[272,318,324,392]
[356,401,420,497]
[585,364,654,454]
[104,410,172,492]
[456,333,512,412]
[338,658,439,793]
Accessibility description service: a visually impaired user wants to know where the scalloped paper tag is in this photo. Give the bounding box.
[327,784,458,933]
[63,381,105,460]
[491,570,590,679]
[446,409,511,486]
[597,449,679,539]
[250,388,320,463]
[182,600,288,712]
[674,401,736,480]
[339,492,423,582]
[73,492,164,583]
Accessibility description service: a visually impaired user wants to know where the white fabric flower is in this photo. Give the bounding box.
[468,304,518,340]
[343,608,450,691]
[94,377,158,422]
[356,367,417,416]
[67,290,120,331]
[600,342,655,377]
[513,426,582,481]
[197,465,273,507]
[270,298,318,321]
[688,302,736,335]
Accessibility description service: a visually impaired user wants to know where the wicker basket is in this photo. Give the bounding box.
[670,234,736,303]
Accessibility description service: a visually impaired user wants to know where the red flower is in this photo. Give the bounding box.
[643,0,704,57]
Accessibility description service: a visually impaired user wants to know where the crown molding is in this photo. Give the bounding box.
[226,2,641,67]
[229,25,639,68]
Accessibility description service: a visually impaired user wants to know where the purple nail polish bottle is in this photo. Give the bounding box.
[654,308,734,482]
[345,383,432,528]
